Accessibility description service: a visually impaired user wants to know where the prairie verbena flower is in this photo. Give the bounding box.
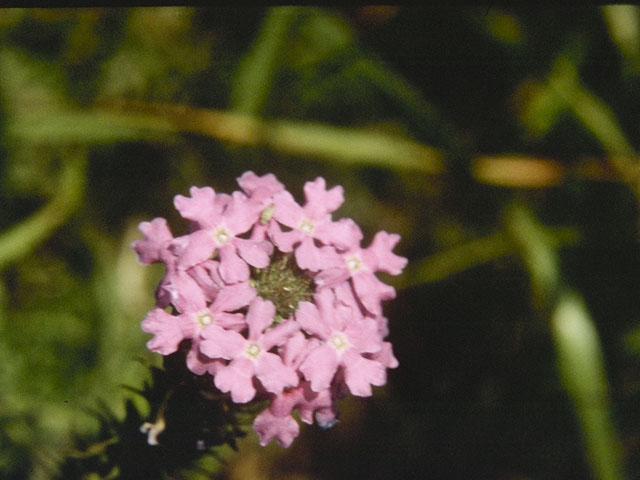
[132,172,407,448]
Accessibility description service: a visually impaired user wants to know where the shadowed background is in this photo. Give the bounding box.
[1,6,640,480]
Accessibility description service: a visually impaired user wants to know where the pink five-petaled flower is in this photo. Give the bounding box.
[173,187,268,283]
[316,230,408,316]
[270,177,362,271]
[141,278,255,356]
[199,297,299,403]
[297,289,386,397]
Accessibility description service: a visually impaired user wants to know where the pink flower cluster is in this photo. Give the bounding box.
[132,172,406,448]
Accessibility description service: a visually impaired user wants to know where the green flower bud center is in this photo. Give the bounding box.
[250,253,314,320]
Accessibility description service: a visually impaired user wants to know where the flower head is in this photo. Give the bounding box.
[133,171,406,448]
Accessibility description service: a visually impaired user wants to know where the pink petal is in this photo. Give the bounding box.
[188,260,224,301]
[314,266,350,289]
[352,271,396,316]
[297,384,334,425]
[314,218,363,251]
[253,409,299,448]
[295,237,339,272]
[303,177,344,218]
[296,301,330,340]
[235,238,271,268]
[299,344,339,392]
[214,357,256,403]
[361,231,407,275]
[245,297,276,339]
[138,217,173,243]
[171,230,216,270]
[341,350,386,397]
[211,281,256,313]
[200,325,246,359]
[237,171,284,202]
[160,270,207,313]
[261,319,300,350]
[313,288,346,332]
[333,281,359,307]
[273,191,303,228]
[315,408,340,429]
[280,331,310,367]
[132,218,173,265]
[186,344,225,376]
[371,341,399,369]
[255,351,299,394]
[270,387,305,417]
[223,191,260,235]
[218,244,249,283]
[141,308,184,355]
[215,312,246,331]
[269,224,301,252]
[344,318,382,354]
[173,186,218,229]
[331,303,356,332]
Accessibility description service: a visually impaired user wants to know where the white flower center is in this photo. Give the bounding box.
[346,256,362,272]
[299,218,315,234]
[330,333,349,352]
[197,312,213,327]
[214,227,230,245]
[245,342,261,359]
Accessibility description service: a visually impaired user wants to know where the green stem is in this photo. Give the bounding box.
[548,57,637,182]
[8,103,445,174]
[551,292,626,480]
[504,202,626,480]
[0,150,86,272]
[403,226,578,287]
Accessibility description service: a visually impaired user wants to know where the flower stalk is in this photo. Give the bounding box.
[505,202,626,480]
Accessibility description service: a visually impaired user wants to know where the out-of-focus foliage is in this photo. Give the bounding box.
[2,6,640,480]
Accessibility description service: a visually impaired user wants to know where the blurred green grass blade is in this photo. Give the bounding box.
[268,119,444,173]
[230,7,301,116]
[404,224,578,287]
[520,51,637,184]
[548,56,636,161]
[602,6,640,73]
[6,110,175,144]
[0,150,86,273]
[505,203,627,480]
[7,103,443,173]
[551,292,626,480]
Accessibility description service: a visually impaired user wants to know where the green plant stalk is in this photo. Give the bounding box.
[601,6,640,72]
[548,57,637,183]
[403,226,578,287]
[7,105,445,174]
[551,292,626,480]
[0,150,86,273]
[505,202,626,480]
[230,7,301,116]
